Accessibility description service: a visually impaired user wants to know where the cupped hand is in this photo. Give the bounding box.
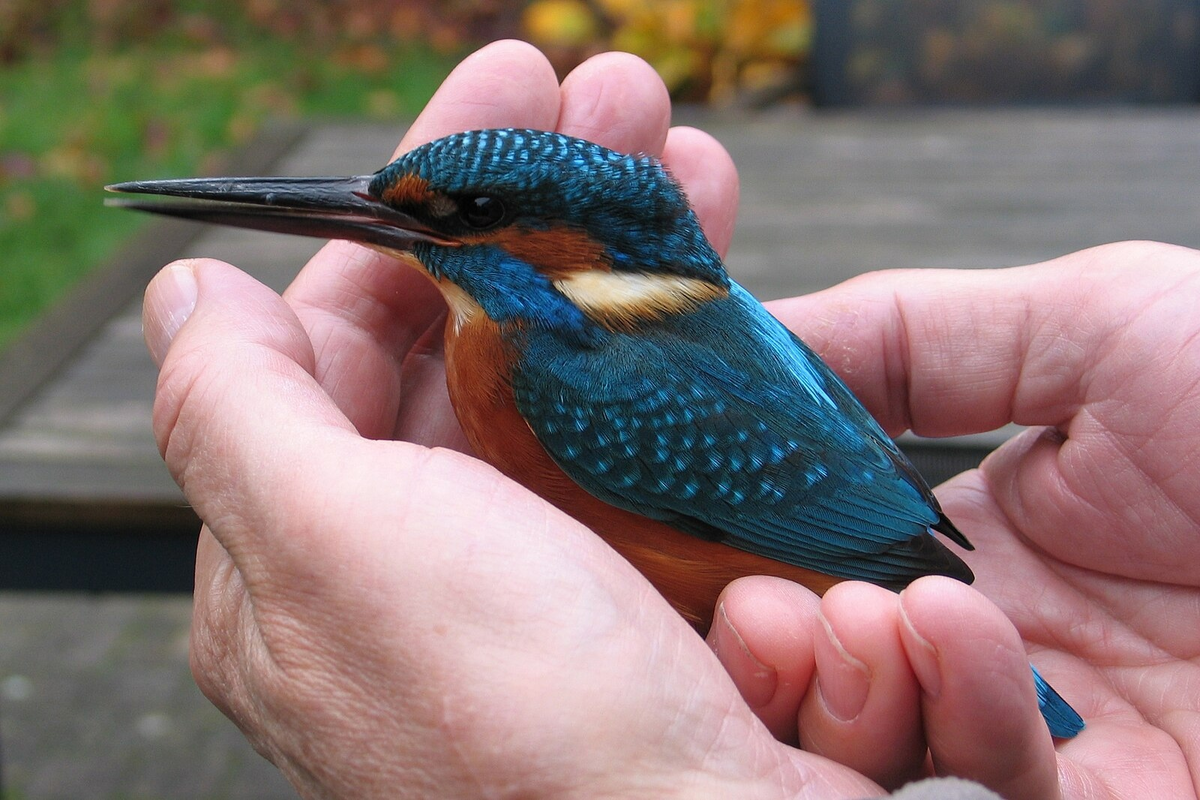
[142,37,1200,800]
[715,241,1200,797]
[143,41,881,799]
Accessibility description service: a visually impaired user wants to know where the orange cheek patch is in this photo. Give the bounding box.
[381,173,437,207]
[483,225,611,280]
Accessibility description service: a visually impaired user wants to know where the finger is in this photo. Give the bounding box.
[663,126,739,257]
[556,51,671,155]
[284,40,563,437]
[707,577,821,744]
[396,39,561,154]
[765,241,1196,438]
[766,263,1032,438]
[146,258,609,610]
[555,53,737,257]
[799,582,926,790]
[899,577,1060,799]
[146,258,358,584]
[391,310,474,448]
[285,241,441,440]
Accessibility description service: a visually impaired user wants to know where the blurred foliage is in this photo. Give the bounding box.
[0,0,476,347]
[0,0,518,64]
[0,0,814,347]
[522,0,812,102]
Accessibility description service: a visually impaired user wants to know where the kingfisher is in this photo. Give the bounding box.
[108,127,1083,737]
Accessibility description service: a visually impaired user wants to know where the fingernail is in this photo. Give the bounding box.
[144,261,198,366]
[899,602,942,699]
[708,603,777,709]
[814,612,870,722]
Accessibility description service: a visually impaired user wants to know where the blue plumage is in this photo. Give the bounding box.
[415,244,600,345]
[511,275,1083,736]
[512,282,974,587]
[1033,666,1086,738]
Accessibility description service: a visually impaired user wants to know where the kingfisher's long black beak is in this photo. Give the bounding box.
[105,175,450,251]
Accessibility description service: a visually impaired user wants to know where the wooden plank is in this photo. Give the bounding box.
[0,121,309,427]
[0,123,310,535]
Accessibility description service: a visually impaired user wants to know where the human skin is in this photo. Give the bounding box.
[142,40,1200,799]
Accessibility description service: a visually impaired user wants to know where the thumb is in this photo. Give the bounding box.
[142,259,359,581]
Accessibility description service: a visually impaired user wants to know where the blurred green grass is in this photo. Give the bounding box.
[0,2,461,349]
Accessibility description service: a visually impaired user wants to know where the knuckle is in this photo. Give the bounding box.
[151,343,225,495]
[189,577,248,722]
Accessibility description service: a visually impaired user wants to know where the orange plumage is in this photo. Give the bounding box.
[443,293,838,632]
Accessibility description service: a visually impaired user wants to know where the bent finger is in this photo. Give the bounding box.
[557,51,671,157]
[556,52,737,255]
[146,258,360,585]
[799,582,926,790]
[708,577,821,744]
[766,241,1200,438]
[899,577,1061,799]
[663,126,739,258]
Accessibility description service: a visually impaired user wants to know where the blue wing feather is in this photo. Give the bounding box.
[511,281,973,588]
[1032,665,1086,738]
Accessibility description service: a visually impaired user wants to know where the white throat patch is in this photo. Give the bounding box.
[553,271,725,329]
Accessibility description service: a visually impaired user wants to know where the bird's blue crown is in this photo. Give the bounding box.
[370,128,728,286]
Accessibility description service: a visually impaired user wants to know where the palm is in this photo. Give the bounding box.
[943,263,1200,795]
[934,462,1200,796]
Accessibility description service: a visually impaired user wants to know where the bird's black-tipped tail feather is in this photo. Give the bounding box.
[932,512,974,551]
[872,531,976,592]
[1033,665,1085,738]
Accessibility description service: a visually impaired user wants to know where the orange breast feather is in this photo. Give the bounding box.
[442,312,838,632]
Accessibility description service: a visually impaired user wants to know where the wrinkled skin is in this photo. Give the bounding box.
[143,40,1200,800]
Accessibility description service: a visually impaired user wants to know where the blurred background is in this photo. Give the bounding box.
[1,1,1199,797]
[0,0,815,348]
[4,0,1199,350]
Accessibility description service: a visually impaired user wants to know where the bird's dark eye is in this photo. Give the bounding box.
[459,195,505,230]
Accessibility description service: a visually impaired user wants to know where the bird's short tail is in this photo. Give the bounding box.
[1032,665,1085,738]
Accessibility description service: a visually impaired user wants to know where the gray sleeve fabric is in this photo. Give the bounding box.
[878,777,1004,800]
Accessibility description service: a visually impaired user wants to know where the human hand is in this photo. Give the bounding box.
[143,36,1199,799]
[142,40,888,799]
[713,241,1200,797]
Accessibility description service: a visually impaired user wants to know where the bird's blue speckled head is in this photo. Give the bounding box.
[369,128,728,287]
